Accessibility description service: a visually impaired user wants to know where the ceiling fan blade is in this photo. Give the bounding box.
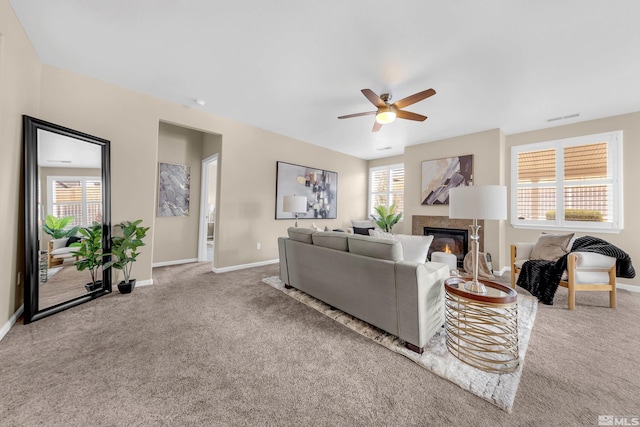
[372,121,382,132]
[338,111,376,119]
[396,110,428,122]
[392,88,436,109]
[361,89,386,108]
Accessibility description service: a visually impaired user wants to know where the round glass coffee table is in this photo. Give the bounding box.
[444,276,519,373]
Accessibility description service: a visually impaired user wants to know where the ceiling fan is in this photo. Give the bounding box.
[338,88,436,132]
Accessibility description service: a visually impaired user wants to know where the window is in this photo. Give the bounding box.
[511,131,622,232]
[47,176,102,227]
[369,164,404,219]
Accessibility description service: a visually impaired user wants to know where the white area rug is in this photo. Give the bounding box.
[46,267,63,280]
[262,276,537,413]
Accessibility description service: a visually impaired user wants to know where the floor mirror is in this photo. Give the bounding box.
[23,116,112,323]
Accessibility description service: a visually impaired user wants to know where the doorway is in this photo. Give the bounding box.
[198,154,218,263]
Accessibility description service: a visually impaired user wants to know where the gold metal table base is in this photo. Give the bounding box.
[444,277,519,373]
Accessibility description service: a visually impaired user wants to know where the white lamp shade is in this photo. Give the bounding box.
[283,195,307,213]
[449,185,507,220]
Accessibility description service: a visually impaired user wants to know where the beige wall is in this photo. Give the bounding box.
[153,122,204,263]
[0,0,41,324]
[35,64,368,278]
[506,112,640,285]
[402,129,507,267]
[2,0,368,327]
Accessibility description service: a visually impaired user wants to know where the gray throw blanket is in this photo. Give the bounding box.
[517,236,636,305]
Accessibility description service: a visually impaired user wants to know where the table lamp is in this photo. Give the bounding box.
[448,185,507,294]
[283,195,307,227]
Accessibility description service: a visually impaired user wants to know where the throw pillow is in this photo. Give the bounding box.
[351,220,375,229]
[368,229,394,239]
[394,234,434,263]
[530,233,575,261]
[353,226,374,235]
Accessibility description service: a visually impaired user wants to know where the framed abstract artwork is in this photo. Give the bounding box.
[275,161,338,220]
[157,162,191,216]
[421,155,473,205]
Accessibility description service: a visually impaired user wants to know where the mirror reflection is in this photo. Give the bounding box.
[37,129,105,309]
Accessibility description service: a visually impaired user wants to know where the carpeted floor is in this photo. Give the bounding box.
[1,262,639,426]
[262,275,537,412]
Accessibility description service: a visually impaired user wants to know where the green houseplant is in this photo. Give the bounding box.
[70,223,104,292]
[42,214,80,239]
[370,204,403,232]
[104,220,150,294]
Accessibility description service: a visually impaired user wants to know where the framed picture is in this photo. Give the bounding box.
[275,161,338,220]
[157,162,191,216]
[421,155,473,205]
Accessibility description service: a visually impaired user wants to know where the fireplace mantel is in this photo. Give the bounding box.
[412,215,484,252]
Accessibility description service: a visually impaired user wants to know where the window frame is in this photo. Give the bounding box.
[47,175,102,227]
[510,130,623,233]
[368,163,404,221]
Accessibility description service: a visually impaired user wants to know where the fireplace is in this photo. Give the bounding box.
[424,227,468,268]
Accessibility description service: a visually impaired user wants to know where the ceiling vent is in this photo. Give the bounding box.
[547,113,580,122]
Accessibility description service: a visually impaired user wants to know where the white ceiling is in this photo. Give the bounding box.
[37,129,102,168]
[11,1,640,160]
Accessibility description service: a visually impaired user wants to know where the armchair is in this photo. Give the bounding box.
[48,238,80,268]
[511,242,616,310]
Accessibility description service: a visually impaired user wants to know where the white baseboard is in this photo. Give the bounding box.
[212,259,279,273]
[494,266,509,276]
[152,258,198,268]
[136,279,153,287]
[0,304,24,343]
[617,283,640,293]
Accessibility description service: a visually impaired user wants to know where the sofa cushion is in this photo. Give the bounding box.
[347,234,403,261]
[50,246,77,257]
[287,227,315,244]
[312,231,349,251]
[530,233,575,261]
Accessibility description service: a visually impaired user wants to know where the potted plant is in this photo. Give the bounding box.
[105,220,150,294]
[42,214,80,239]
[370,204,403,232]
[69,222,105,292]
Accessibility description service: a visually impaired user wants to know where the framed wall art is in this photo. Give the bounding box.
[421,155,473,205]
[275,161,338,220]
[157,162,191,216]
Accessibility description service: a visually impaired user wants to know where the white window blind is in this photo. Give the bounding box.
[369,164,404,218]
[511,131,622,232]
[47,176,102,227]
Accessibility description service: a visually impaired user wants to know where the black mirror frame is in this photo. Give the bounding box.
[23,116,112,324]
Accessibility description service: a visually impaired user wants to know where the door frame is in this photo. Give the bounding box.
[198,154,218,262]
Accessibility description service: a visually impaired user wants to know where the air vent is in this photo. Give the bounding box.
[547,113,580,123]
[376,146,392,151]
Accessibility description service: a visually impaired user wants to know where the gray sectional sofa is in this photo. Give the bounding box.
[278,227,449,353]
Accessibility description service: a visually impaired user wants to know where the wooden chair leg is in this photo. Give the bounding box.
[609,265,617,309]
[567,254,576,311]
[567,282,575,311]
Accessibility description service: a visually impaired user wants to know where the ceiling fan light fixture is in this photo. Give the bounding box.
[376,107,396,124]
